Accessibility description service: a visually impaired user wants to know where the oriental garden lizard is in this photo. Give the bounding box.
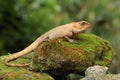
[4,21,91,67]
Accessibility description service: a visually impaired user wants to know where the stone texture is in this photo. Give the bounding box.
[80,66,120,80]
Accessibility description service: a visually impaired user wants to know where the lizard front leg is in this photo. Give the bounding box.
[71,29,79,39]
[64,31,78,43]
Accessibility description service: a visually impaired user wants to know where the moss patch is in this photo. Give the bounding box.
[0,54,54,80]
[32,33,115,74]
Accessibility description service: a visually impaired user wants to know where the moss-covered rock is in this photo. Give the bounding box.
[0,33,115,80]
[0,55,54,80]
[32,33,115,75]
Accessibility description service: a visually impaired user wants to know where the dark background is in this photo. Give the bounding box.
[0,0,120,73]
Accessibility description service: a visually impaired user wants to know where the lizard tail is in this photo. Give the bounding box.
[4,35,47,67]
[4,43,36,67]
[4,60,31,67]
[4,42,37,67]
[4,50,32,67]
[4,31,49,67]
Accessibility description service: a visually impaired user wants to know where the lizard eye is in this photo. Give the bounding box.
[79,21,86,26]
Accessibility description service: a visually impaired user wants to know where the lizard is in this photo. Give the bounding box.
[4,21,91,67]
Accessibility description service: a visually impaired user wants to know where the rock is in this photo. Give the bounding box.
[0,54,54,80]
[83,66,108,80]
[31,34,115,76]
[80,66,120,80]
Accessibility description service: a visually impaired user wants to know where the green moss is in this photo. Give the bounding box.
[32,33,115,74]
[0,54,54,80]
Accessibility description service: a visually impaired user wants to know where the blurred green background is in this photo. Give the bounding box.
[0,0,120,73]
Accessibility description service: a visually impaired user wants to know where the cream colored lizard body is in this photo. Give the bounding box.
[4,21,91,67]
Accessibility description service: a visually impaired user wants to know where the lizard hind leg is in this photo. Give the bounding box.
[63,30,79,43]
[42,37,50,42]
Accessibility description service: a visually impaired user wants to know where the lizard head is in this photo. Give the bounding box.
[74,21,91,31]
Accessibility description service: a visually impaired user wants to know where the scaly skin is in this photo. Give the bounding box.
[4,21,91,67]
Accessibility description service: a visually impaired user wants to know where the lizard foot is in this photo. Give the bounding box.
[64,36,79,43]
